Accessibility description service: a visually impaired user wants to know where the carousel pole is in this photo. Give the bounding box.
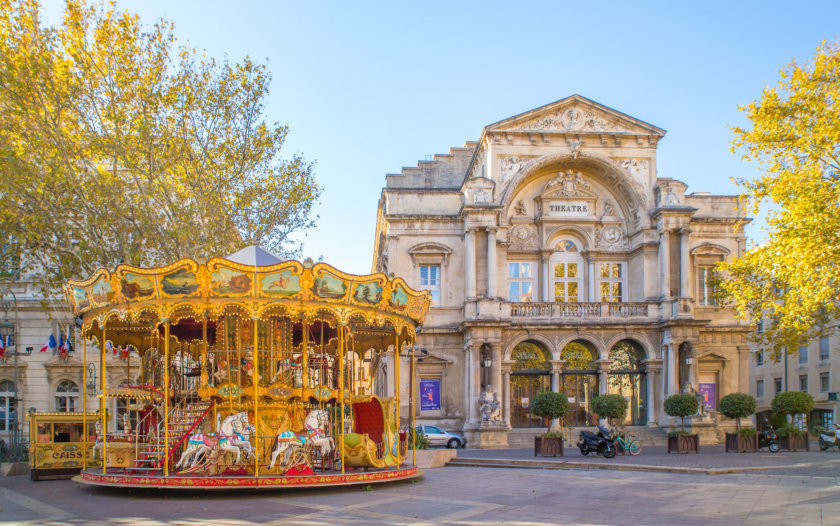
[201,314,208,390]
[82,331,87,470]
[301,314,309,389]
[101,327,107,474]
[163,319,170,477]
[251,316,260,479]
[411,338,416,467]
[393,330,400,470]
[338,324,345,475]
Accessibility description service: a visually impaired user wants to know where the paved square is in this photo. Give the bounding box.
[2,465,838,525]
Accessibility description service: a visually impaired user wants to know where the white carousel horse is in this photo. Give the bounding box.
[268,409,334,470]
[175,412,251,470]
[91,420,103,460]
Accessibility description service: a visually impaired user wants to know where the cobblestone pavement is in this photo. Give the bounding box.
[2,464,839,525]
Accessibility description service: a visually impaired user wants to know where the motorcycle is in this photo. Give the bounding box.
[818,423,840,451]
[577,424,617,458]
[758,421,781,453]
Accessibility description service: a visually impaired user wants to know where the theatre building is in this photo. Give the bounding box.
[372,95,752,447]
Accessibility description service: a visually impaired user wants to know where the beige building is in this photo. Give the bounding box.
[751,331,837,430]
[373,95,752,447]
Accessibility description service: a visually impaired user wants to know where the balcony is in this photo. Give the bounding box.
[509,301,651,319]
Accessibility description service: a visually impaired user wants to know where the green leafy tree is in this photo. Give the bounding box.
[590,394,628,426]
[0,0,321,291]
[718,392,756,433]
[771,391,814,433]
[530,391,569,435]
[715,40,840,359]
[664,393,699,433]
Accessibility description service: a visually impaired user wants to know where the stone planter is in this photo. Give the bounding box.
[411,449,457,469]
[667,434,699,454]
[534,436,563,457]
[724,433,758,452]
[781,433,810,451]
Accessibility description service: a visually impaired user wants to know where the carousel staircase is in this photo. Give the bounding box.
[132,400,214,473]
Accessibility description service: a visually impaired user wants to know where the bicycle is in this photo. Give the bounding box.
[614,432,643,455]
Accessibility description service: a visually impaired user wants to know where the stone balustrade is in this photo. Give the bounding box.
[508,301,652,321]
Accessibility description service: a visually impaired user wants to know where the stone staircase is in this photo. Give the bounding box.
[131,400,213,473]
[505,425,668,448]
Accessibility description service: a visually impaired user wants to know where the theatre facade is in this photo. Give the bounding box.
[373,95,752,447]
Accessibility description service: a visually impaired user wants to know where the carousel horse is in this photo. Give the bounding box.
[91,420,103,460]
[268,409,334,470]
[175,412,251,470]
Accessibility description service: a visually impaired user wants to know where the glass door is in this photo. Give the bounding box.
[560,373,599,426]
[509,373,551,428]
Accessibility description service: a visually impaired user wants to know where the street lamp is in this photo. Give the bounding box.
[0,282,23,461]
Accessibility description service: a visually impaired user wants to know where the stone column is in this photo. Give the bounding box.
[486,228,497,299]
[587,255,596,302]
[666,344,677,397]
[644,361,662,425]
[659,229,671,299]
[465,228,476,299]
[467,345,479,424]
[540,251,550,302]
[463,347,472,424]
[679,228,691,298]
[491,344,502,398]
[597,360,611,395]
[502,371,511,427]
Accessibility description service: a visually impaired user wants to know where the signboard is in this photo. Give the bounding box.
[698,383,716,411]
[545,201,590,217]
[419,379,441,411]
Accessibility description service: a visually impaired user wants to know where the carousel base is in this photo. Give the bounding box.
[73,466,422,490]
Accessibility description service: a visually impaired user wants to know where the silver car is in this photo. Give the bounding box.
[416,425,466,448]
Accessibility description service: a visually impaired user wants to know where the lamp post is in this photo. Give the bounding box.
[0,282,22,461]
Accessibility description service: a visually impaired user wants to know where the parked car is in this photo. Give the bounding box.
[414,425,466,448]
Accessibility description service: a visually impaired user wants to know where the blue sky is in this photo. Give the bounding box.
[42,1,840,273]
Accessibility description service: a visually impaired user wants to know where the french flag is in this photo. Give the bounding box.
[40,333,57,353]
[58,333,66,354]
[0,335,5,358]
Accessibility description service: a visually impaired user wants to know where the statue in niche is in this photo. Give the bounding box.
[514,200,527,216]
[479,385,502,422]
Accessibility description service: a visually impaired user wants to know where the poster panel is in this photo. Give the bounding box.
[419,379,441,411]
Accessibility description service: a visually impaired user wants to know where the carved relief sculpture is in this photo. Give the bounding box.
[523,106,630,133]
[510,224,538,250]
[620,159,650,186]
[595,225,629,251]
[514,200,528,216]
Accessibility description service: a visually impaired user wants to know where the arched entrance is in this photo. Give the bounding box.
[509,341,551,428]
[560,341,599,426]
[608,340,648,425]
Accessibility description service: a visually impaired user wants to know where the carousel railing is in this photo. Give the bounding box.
[164,400,214,470]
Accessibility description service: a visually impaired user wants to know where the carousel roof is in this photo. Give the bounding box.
[225,245,284,266]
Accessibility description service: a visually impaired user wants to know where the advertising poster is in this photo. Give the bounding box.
[420,379,441,411]
[698,382,716,411]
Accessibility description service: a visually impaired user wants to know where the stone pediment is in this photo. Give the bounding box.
[464,177,496,205]
[487,94,665,136]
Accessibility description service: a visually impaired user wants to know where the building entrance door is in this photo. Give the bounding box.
[560,373,599,426]
[510,373,551,428]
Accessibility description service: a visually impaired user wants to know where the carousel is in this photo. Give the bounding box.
[64,247,430,489]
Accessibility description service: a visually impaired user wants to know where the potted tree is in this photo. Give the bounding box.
[664,393,700,454]
[590,394,629,454]
[531,391,569,457]
[772,391,814,451]
[719,392,758,452]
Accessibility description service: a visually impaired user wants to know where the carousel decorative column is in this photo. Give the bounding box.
[465,228,476,299]
[486,227,497,298]
[100,327,107,475]
[162,319,170,477]
[338,323,346,474]
[251,316,259,478]
[301,314,309,389]
[82,333,87,469]
[200,314,208,389]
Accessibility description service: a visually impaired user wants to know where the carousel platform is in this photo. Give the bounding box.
[74,465,422,490]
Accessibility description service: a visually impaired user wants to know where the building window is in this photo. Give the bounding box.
[820,372,830,392]
[419,265,441,306]
[799,345,808,364]
[0,380,15,432]
[799,375,808,392]
[755,350,764,366]
[813,409,834,428]
[55,380,79,412]
[774,378,783,395]
[756,319,764,333]
[551,240,582,303]
[508,263,534,302]
[820,337,830,361]
[598,263,624,302]
[697,266,719,306]
[756,379,764,398]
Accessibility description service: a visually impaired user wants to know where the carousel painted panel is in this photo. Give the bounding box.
[71,286,91,313]
[90,274,116,306]
[310,272,348,301]
[31,443,100,470]
[160,266,201,298]
[258,268,302,298]
[351,280,384,306]
[120,272,157,301]
[388,284,410,312]
[209,266,254,297]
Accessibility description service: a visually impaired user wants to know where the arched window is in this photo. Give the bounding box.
[552,239,583,302]
[0,380,15,432]
[55,380,79,412]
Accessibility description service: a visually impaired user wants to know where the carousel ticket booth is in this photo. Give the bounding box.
[64,248,430,489]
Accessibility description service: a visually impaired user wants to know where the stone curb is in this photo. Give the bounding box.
[446,457,822,475]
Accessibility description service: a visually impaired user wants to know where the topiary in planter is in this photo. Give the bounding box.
[531,391,570,435]
[719,392,757,433]
[771,391,814,420]
[664,393,699,432]
[591,394,629,427]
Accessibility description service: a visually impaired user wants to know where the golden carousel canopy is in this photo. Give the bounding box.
[64,246,430,334]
